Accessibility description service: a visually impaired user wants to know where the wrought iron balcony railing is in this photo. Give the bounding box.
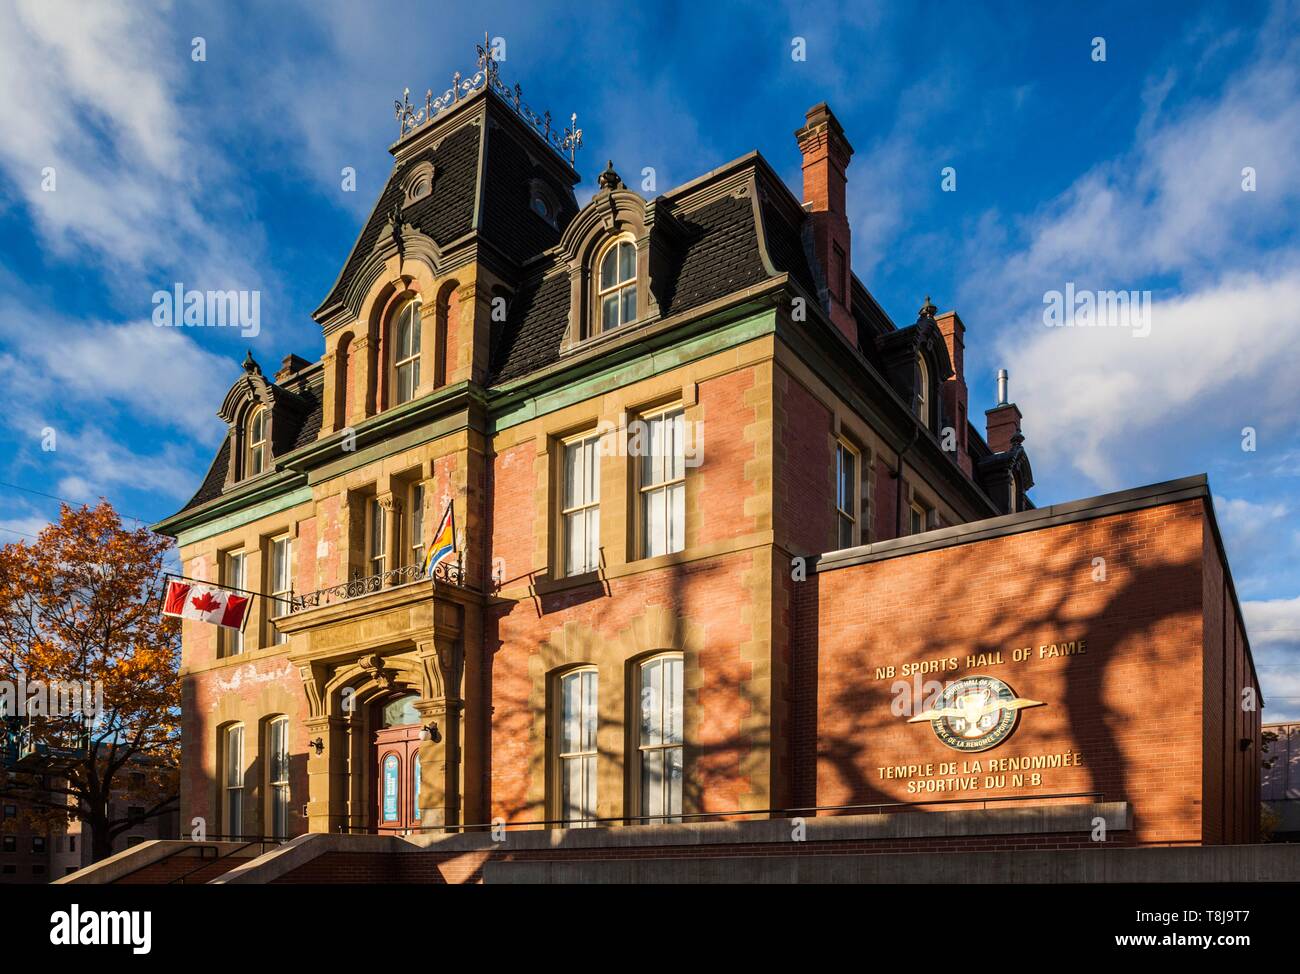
[286,558,465,615]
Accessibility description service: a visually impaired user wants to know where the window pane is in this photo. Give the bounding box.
[641,659,662,747]
[618,241,636,282]
[584,507,600,574]
[641,749,663,819]
[668,412,685,480]
[226,726,243,787]
[621,285,636,323]
[583,438,599,501]
[667,482,685,554]
[663,658,683,745]
[600,245,618,289]
[838,514,854,549]
[644,488,666,558]
[666,746,683,818]
[581,670,598,751]
[561,672,578,754]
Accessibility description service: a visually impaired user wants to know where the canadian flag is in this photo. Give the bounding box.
[162,580,251,631]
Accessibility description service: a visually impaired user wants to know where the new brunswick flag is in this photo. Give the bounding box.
[423,500,456,576]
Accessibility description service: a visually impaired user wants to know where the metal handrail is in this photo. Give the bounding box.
[338,790,1106,835]
[168,836,283,885]
[288,557,465,614]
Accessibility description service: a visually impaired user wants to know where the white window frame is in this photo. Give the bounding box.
[637,408,686,559]
[392,299,422,405]
[555,668,598,827]
[247,407,267,477]
[223,550,246,657]
[909,499,930,536]
[268,536,293,647]
[596,237,637,334]
[223,724,244,839]
[561,432,601,576]
[636,655,683,825]
[409,482,426,569]
[916,353,931,430]
[835,440,858,549]
[268,716,289,840]
[368,498,387,576]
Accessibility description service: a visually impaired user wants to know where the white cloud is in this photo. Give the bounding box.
[0,0,264,288]
[1008,269,1300,487]
[1244,596,1300,649]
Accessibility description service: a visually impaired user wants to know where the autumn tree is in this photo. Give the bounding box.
[0,501,180,863]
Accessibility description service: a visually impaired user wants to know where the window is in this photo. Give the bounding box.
[413,752,421,823]
[368,498,387,575]
[268,536,293,646]
[915,354,931,430]
[835,441,858,549]
[561,433,601,576]
[409,482,426,569]
[638,656,683,824]
[224,551,246,656]
[909,500,929,536]
[223,724,244,838]
[247,406,267,477]
[556,668,598,827]
[392,299,421,405]
[268,716,290,840]
[597,238,637,332]
[3,804,14,818]
[1,865,12,875]
[1,836,14,853]
[638,409,686,558]
[32,836,45,853]
[32,864,45,875]
[68,835,75,853]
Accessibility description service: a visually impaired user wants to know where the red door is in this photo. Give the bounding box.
[374,723,422,834]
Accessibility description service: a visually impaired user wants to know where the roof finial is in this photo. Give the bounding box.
[919,294,938,318]
[598,160,623,191]
[242,350,261,375]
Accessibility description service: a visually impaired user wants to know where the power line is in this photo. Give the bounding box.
[0,480,152,526]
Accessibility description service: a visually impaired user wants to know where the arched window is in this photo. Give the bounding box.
[597,238,637,333]
[392,298,421,405]
[247,407,267,477]
[635,654,683,824]
[555,667,598,827]
[267,716,290,840]
[222,723,244,839]
[915,353,931,430]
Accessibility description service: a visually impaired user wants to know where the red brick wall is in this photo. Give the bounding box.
[796,499,1215,845]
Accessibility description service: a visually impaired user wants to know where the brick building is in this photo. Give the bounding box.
[153,52,1260,860]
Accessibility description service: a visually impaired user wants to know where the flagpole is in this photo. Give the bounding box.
[162,571,296,606]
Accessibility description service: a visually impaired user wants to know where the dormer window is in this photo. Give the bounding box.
[598,238,637,332]
[392,298,421,405]
[915,353,931,430]
[247,407,267,477]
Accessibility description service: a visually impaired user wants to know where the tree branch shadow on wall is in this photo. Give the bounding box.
[809,515,1202,818]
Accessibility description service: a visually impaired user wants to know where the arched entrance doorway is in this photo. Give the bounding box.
[373,692,423,834]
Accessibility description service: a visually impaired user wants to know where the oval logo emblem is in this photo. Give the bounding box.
[912,676,1044,752]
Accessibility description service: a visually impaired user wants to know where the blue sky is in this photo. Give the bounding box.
[1,0,1298,717]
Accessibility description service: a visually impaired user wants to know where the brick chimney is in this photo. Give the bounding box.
[934,309,971,475]
[985,368,1023,454]
[795,103,856,345]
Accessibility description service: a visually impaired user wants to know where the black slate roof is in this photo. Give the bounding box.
[489,192,772,385]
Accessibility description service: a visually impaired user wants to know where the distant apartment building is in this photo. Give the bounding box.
[1264,722,1300,840]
